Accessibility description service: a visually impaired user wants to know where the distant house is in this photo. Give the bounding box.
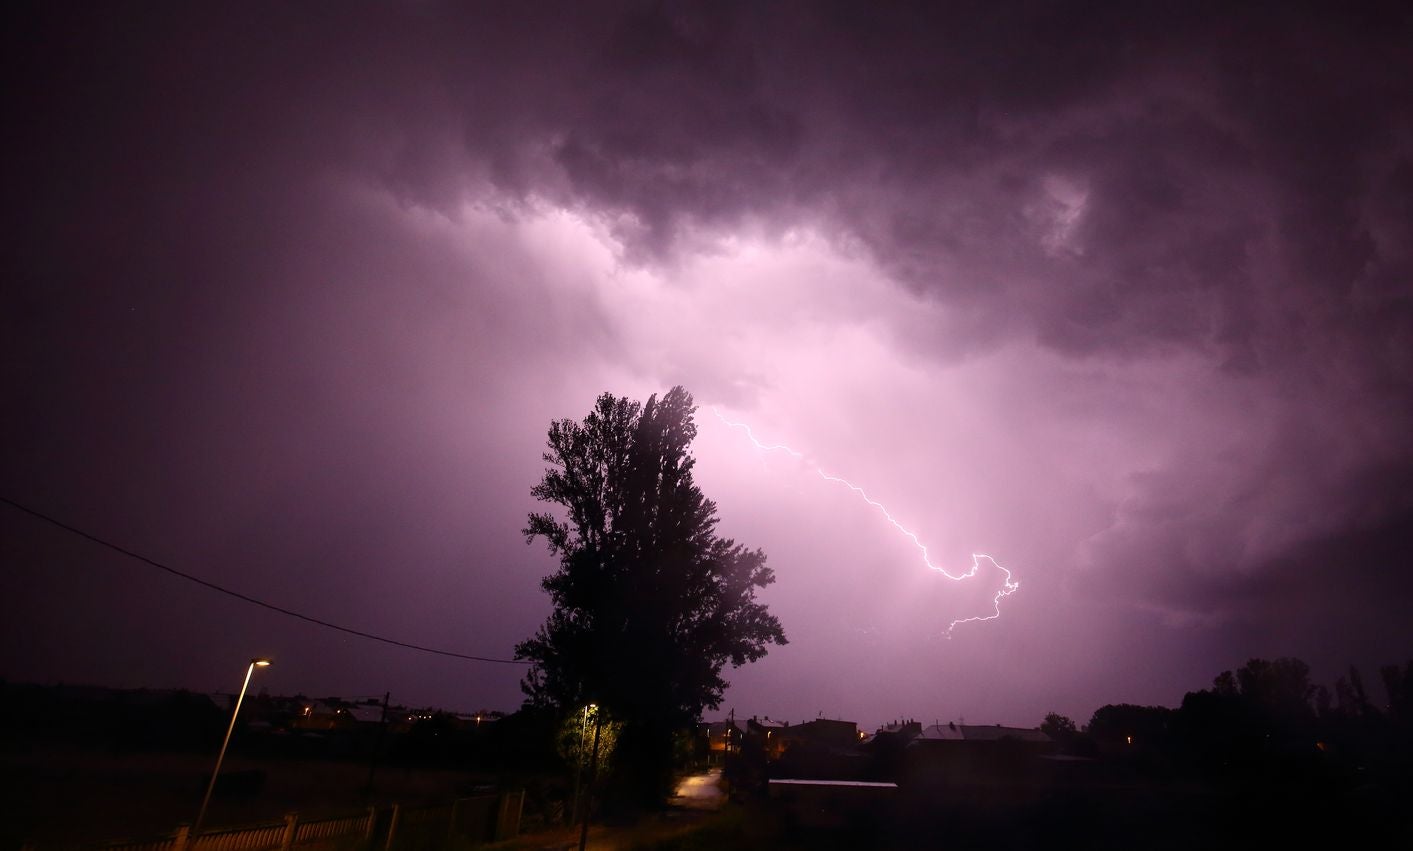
[294,700,353,731]
[342,704,384,725]
[451,711,502,731]
[789,718,861,749]
[864,720,923,778]
[913,722,1053,746]
[906,723,1054,788]
[747,716,791,760]
[697,719,744,763]
[879,719,920,733]
[5,684,224,750]
[746,715,863,761]
[767,717,868,780]
[871,719,922,745]
[114,688,224,748]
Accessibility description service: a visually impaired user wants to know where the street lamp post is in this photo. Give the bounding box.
[193,657,271,835]
[577,707,603,851]
[570,703,594,827]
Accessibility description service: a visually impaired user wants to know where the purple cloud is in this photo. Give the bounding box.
[3,1,1410,728]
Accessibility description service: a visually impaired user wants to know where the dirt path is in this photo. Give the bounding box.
[492,770,728,850]
[671,768,725,811]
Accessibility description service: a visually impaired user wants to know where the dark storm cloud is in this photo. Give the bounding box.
[353,1,1413,629]
[562,2,1412,361]
[189,0,1411,396]
[14,2,1406,361]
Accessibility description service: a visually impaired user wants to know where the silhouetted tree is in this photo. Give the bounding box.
[1174,686,1246,774]
[1314,684,1334,719]
[1175,658,1321,778]
[517,387,786,806]
[1233,657,1316,721]
[1041,712,1076,738]
[1335,665,1376,719]
[1087,703,1174,755]
[1041,712,1079,751]
[1382,661,1413,722]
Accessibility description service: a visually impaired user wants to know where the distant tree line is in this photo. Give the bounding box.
[1044,657,1413,786]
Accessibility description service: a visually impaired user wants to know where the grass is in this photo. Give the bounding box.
[1,743,493,846]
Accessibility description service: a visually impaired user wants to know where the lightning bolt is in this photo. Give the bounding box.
[712,407,1020,635]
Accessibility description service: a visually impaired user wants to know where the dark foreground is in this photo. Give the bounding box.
[640,781,1410,850]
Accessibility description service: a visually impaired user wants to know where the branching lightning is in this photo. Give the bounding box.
[712,407,1020,635]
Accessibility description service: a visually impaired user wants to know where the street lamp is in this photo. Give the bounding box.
[193,657,271,835]
[578,705,603,851]
[570,703,596,826]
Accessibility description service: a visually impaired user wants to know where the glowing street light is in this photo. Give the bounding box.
[193,657,272,835]
[570,703,597,827]
[578,704,604,851]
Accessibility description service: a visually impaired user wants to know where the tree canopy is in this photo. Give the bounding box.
[516,386,786,803]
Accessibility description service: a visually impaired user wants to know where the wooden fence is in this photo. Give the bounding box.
[81,791,523,851]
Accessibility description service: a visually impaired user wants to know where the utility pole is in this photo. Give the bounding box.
[364,692,391,796]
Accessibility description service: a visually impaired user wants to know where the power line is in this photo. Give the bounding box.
[0,495,530,666]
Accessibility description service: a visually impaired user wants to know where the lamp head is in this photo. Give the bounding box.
[251,658,273,667]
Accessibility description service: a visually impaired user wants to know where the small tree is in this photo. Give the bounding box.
[1087,703,1175,753]
[517,386,787,805]
[1041,712,1078,749]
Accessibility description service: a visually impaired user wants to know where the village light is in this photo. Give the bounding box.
[194,657,272,836]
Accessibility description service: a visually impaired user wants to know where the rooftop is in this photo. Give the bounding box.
[914,723,1052,744]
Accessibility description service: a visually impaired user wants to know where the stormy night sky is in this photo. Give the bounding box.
[4,1,1412,730]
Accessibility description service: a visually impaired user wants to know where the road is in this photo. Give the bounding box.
[671,767,725,811]
[496,769,727,850]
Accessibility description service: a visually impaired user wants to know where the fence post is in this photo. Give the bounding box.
[383,804,400,851]
[364,806,377,840]
[495,790,524,841]
[172,824,190,851]
[279,812,298,851]
[446,799,460,844]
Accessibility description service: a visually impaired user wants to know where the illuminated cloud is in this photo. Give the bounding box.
[3,2,1411,727]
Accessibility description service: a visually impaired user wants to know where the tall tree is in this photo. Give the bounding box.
[516,386,786,805]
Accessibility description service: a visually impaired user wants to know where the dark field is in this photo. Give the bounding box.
[5,743,1412,850]
[0,744,490,848]
[651,782,1412,850]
